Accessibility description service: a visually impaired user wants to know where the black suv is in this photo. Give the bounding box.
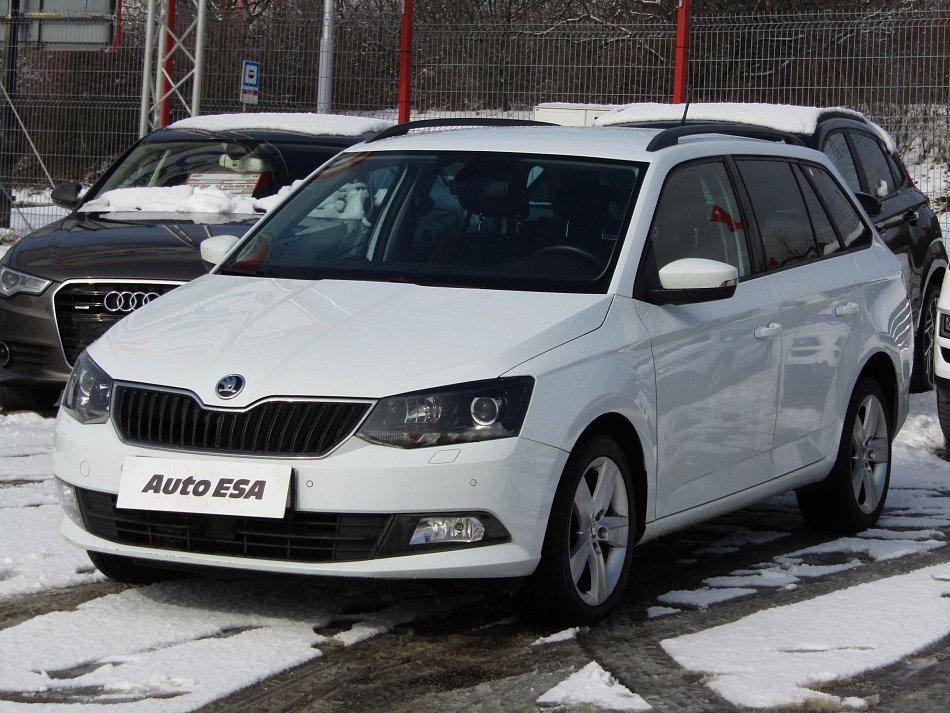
[0,114,391,410]
[597,103,947,391]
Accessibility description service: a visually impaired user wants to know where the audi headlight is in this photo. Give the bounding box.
[357,377,534,448]
[0,264,51,298]
[61,351,113,424]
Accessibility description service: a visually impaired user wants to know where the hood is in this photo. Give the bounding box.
[5,215,255,281]
[92,275,612,402]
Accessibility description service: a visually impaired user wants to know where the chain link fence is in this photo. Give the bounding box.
[0,3,948,236]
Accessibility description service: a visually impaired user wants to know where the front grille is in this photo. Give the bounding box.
[77,488,391,563]
[54,281,181,365]
[113,385,372,457]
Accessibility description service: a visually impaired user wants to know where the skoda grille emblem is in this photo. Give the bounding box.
[103,290,161,314]
[215,374,245,399]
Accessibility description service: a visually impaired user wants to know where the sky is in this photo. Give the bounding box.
[0,392,948,711]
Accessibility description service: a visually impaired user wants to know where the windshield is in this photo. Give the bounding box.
[220,151,643,292]
[81,138,342,214]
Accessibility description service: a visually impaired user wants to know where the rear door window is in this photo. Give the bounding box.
[736,159,819,270]
[801,163,871,249]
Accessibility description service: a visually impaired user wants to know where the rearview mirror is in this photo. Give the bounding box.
[50,181,83,210]
[855,191,882,217]
[649,258,739,305]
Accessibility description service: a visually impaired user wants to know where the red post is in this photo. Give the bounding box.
[398,0,413,123]
[672,0,690,103]
[161,0,176,127]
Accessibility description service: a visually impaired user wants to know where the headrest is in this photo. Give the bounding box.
[451,161,527,217]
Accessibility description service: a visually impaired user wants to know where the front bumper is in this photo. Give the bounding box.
[0,287,69,385]
[54,410,567,579]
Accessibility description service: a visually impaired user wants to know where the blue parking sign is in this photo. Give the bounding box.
[241,60,260,105]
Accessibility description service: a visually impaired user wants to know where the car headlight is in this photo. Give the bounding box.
[357,377,534,448]
[61,351,113,424]
[0,264,51,298]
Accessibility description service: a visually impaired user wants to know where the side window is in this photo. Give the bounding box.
[851,132,896,198]
[802,164,871,249]
[793,164,841,257]
[736,159,818,270]
[648,161,751,278]
[823,132,861,192]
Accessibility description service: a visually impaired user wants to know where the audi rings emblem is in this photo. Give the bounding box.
[103,290,161,313]
[216,374,245,399]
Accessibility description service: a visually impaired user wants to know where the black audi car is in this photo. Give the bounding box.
[0,113,392,410]
[594,102,947,392]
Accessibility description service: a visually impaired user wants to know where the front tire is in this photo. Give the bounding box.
[937,382,950,446]
[522,435,636,625]
[797,378,892,533]
[911,283,939,392]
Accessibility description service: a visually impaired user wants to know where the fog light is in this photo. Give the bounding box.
[55,478,83,527]
[410,516,486,546]
[941,313,950,339]
[0,341,9,367]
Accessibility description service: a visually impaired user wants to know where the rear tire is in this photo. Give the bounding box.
[797,378,891,533]
[87,551,180,585]
[521,435,636,625]
[0,383,60,412]
[910,283,939,393]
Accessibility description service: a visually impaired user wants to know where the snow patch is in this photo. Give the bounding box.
[537,661,652,711]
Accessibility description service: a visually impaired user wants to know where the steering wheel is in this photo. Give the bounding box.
[532,244,602,268]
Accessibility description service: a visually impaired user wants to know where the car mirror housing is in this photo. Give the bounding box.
[649,258,739,306]
[855,191,883,217]
[50,181,83,210]
[200,234,242,267]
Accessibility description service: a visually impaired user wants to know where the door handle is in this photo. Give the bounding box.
[754,322,782,340]
[904,209,919,225]
[835,301,860,317]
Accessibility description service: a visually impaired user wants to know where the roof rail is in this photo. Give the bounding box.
[636,123,806,152]
[367,117,556,143]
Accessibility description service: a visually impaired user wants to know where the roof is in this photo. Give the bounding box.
[593,102,897,153]
[595,102,867,134]
[345,124,825,166]
[167,112,395,138]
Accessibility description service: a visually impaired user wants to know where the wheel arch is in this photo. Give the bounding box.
[856,351,900,438]
[920,261,945,327]
[572,413,648,544]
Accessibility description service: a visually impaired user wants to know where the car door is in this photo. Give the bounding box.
[735,157,872,473]
[636,159,782,518]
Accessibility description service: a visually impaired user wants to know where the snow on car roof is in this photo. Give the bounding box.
[594,102,897,152]
[595,102,864,133]
[168,112,394,137]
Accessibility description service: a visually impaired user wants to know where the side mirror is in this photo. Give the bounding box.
[50,181,83,210]
[855,191,882,217]
[649,258,739,305]
[200,234,242,267]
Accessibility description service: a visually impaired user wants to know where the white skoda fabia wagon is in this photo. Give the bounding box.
[54,119,912,623]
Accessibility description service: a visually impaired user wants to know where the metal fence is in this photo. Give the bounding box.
[0,3,948,235]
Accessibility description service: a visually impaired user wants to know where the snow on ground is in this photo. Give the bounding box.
[0,393,948,710]
[537,661,652,711]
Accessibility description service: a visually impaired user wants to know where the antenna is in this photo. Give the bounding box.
[680,102,691,125]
